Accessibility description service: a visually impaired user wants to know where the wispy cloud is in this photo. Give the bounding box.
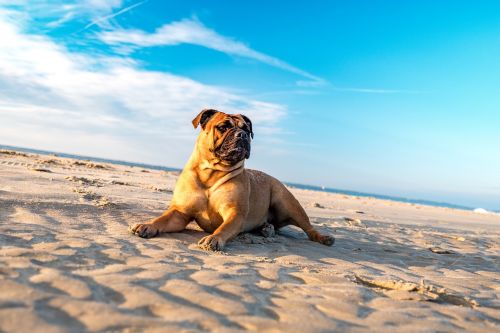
[0,8,286,165]
[331,86,426,94]
[46,9,77,28]
[82,0,146,31]
[276,82,426,95]
[98,17,324,83]
[294,78,425,94]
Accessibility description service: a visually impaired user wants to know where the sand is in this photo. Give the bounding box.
[0,148,499,332]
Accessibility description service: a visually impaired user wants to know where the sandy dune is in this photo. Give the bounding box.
[0,149,499,332]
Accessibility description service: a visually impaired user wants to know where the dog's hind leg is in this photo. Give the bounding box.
[129,208,190,238]
[270,182,334,246]
[259,222,275,238]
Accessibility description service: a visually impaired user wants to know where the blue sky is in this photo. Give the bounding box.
[0,1,499,210]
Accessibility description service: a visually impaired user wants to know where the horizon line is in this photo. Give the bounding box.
[1,143,496,213]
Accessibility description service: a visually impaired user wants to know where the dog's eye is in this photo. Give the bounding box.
[217,124,230,133]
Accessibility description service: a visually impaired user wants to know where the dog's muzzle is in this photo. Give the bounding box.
[215,131,251,164]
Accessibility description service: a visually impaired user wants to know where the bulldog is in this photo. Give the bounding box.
[130,109,335,251]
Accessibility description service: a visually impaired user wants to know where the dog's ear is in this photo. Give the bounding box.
[241,114,254,139]
[192,109,219,129]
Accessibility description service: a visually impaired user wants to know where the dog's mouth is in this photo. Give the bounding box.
[215,132,250,164]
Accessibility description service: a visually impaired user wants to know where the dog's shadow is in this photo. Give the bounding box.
[156,219,499,277]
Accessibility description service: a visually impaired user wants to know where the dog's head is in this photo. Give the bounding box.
[192,109,253,166]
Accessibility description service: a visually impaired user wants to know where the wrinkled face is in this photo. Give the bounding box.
[193,109,254,165]
[212,115,252,164]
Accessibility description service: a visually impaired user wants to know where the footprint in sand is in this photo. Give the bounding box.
[353,275,478,308]
[0,149,30,157]
[428,247,456,254]
[71,160,109,169]
[66,176,105,187]
[344,217,364,227]
[29,167,52,173]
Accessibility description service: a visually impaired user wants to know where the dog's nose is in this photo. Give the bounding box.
[236,131,248,139]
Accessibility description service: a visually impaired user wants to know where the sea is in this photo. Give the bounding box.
[1,144,496,213]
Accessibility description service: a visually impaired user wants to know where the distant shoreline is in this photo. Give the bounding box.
[1,143,495,213]
[284,182,475,211]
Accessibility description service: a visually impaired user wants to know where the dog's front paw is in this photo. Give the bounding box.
[129,223,160,238]
[198,234,225,251]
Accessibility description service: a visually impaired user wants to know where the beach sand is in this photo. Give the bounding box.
[0,149,499,332]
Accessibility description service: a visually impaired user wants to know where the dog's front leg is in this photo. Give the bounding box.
[198,210,243,251]
[130,208,190,238]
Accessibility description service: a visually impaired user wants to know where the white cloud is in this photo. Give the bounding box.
[98,18,324,83]
[0,8,286,166]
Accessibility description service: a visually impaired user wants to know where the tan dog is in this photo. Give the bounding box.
[130,109,334,251]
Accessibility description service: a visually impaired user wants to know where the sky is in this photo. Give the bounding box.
[0,1,499,210]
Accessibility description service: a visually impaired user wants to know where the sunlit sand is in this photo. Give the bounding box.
[0,149,498,332]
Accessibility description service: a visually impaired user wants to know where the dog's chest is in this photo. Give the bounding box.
[175,190,224,232]
[194,208,222,233]
[172,171,235,233]
[192,195,226,232]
